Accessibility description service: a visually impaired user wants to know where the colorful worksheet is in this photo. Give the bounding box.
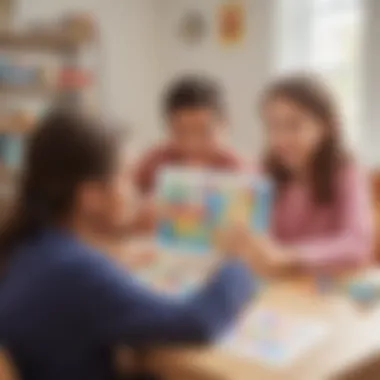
[220,308,330,367]
[155,168,273,253]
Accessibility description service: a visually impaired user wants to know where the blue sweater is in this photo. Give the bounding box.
[0,228,255,380]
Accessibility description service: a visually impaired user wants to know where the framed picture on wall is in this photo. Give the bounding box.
[179,10,207,46]
[218,1,245,46]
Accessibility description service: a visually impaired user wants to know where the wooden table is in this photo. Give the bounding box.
[120,277,380,380]
[105,240,380,380]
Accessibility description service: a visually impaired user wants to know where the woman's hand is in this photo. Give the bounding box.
[247,234,297,276]
[214,226,298,277]
[213,225,270,275]
[213,225,250,258]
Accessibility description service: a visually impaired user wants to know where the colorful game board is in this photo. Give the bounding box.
[220,308,330,367]
[155,168,273,253]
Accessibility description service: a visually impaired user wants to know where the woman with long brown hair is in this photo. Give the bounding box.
[243,74,374,274]
[0,110,255,380]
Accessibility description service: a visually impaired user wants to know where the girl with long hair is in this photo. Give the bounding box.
[244,75,374,274]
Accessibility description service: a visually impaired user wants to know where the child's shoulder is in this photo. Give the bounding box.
[213,146,243,169]
[140,143,179,164]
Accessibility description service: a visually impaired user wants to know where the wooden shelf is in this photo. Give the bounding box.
[0,30,86,52]
[0,124,34,134]
[0,114,36,133]
[0,83,56,97]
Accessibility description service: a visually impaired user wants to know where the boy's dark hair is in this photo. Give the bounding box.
[164,75,225,116]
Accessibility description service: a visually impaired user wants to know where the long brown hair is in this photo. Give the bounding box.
[262,74,347,205]
[0,110,128,270]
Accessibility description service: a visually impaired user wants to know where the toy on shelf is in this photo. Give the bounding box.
[0,56,56,93]
[0,58,37,87]
[155,168,273,254]
[58,66,92,89]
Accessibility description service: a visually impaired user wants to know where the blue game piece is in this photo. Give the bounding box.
[348,282,376,303]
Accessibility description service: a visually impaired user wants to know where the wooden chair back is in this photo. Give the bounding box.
[0,349,18,380]
[372,171,380,262]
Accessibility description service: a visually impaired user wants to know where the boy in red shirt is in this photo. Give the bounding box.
[136,75,241,194]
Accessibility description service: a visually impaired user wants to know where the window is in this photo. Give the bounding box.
[276,0,364,144]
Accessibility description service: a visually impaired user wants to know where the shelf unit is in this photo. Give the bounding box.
[0,29,98,107]
[0,26,100,207]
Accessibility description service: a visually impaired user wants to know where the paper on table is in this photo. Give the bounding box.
[220,308,330,367]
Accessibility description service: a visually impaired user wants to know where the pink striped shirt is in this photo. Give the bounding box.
[271,164,374,269]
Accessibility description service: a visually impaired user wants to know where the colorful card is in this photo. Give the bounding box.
[155,168,273,253]
[220,308,330,367]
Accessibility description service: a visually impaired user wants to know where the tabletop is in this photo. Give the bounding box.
[102,238,380,380]
[139,277,380,380]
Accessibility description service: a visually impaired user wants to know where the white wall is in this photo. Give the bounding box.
[155,0,380,165]
[156,0,276,157]
[16,0,379,165]
[12,0,291,159]
[16,0,161,149]
[362,0,380,167]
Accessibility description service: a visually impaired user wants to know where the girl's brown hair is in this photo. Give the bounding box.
[262,74,347,205]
